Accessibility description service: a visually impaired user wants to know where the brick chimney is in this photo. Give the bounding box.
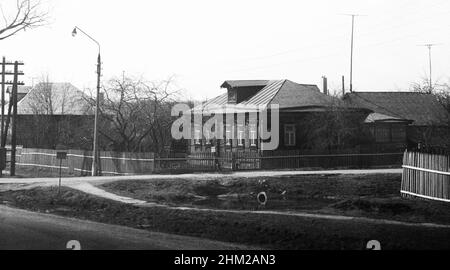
[322,76,328,95]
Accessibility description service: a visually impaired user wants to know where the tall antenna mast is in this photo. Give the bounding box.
[418,43,441,93]
[341,14,366,93]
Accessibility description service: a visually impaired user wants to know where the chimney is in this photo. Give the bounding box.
[322,76,328,95]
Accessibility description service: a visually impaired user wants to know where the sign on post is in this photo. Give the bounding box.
[57,152,67,160]
[56,151,68,197]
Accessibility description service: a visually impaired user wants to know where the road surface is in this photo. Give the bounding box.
[0,205,252,250]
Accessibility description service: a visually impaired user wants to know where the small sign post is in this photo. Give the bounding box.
[56,152,67,197]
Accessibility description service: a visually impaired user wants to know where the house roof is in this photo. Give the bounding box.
[344,92,450,126]
[6,85,32,95]
[195,79,359,114]
[17,82,92,116]
[270,80,345,110]
[364,112,412,124]
[221,80,270,89]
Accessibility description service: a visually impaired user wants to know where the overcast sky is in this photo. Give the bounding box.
[2,0,450,100]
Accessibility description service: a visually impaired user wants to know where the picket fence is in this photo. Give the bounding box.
[401,151,450,202]
[14,148,155,176]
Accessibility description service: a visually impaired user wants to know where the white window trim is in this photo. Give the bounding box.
[194,127,202,145]
[225,124,233,146]
[285,124,296,147]
[250,125,257,147]
[238,129,245,146]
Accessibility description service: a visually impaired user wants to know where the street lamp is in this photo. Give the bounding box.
[72,26,102,176]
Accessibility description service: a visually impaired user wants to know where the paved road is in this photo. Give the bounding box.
[0,205,252,250]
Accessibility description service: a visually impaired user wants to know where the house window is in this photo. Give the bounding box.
[375,126,390,143]
[194,126,202,146]
[204,130,212,146]
[237,125,245,147]
[250,124,257,147]
[284,124,296,146]
[391,126,406,142]
[225,124,233,146]
[228,89,237,104]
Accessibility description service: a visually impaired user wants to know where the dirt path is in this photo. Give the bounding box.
[0,168,402,186]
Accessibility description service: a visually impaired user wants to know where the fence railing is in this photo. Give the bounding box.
[153,150,403,173]
[260,150,403,170]
[14,148,155,176]
[401,151,450,202]
[7,147,405,176]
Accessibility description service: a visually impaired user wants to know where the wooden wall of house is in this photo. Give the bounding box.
[406,126,450,149]
[365,122,409,152]
[188,110,371,154]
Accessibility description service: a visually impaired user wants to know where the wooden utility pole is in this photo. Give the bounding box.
[1,57,5,147]
[0,58,24,176]
[10,62,20,176]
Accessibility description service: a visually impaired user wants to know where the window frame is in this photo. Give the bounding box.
[249,124,258,147]
[284,124,296,147]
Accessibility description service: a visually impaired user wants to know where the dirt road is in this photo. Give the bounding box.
[0,168,402,187]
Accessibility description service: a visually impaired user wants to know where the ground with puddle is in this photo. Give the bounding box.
[2,173,450,250]
[100,173,450,225]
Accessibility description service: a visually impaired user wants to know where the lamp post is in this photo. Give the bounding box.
[72,26,101,176]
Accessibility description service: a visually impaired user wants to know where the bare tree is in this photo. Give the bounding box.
[299,98,370,152]
[0,0,49,40]
[410,78,450,148]
[91,75,180,153]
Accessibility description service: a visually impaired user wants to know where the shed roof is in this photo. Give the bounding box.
[344,92,450,126]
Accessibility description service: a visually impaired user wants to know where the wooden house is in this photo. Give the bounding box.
[189,80,370,154]
[344,92,450,150]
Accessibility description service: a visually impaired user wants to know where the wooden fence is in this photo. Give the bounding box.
[172,150,403,172]
[7,147,405,176]
[260,150,403,170]
[401,151,450,202]
[15,148,155,176]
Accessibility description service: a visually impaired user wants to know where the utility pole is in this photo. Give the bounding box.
[93,52,102,176]
[1,57,5,148]
[0,59,24,176]
[11,62,20,177]
[72,26,102,176]
[419,44,440,93]
[341,14,366,93]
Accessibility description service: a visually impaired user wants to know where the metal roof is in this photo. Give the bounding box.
[221,80,270,89]
[194,79,349,114]
[241,80,285,107]
[364,112,412,123]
